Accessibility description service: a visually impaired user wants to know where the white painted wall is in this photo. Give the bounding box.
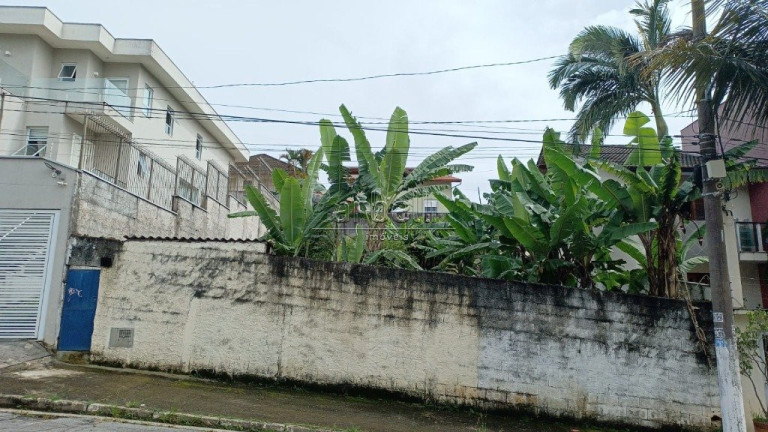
[0,157,77,346]
[91,240,721,430]
[0,33,244,170]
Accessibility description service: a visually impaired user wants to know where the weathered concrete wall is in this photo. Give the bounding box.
[72,173,261,240]
[90,239,720,429]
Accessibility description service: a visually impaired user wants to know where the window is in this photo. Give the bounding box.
[688,198,706,221]
[137,153,149,178]
[165,106,174,135]
[424,199,438,213]
[57,63,77,81]
[195,134,203,160]
[143,85,154,117]
[26,127,48,156]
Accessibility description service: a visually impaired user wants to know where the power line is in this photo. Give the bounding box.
[9,91,700,126]
[6,55,562,93]
[0,99,707,146]
[0,129,711,159]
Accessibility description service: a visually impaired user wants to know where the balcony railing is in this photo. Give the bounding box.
[736,222,768,253]
[27,78,132,118]
[0,58,29,96]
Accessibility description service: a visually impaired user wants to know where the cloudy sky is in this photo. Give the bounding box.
[15,0,699,197]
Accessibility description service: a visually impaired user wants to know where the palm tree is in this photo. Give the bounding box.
[645,0,768,130]
[279,148,314,177]
[548,0,672,142]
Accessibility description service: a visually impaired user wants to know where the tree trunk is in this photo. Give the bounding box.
[651,100,669,139]
[658,215,679,298]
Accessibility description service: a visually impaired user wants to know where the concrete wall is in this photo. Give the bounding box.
[71,172,262,240]
[90,239,720,429]
[0,157,77,345]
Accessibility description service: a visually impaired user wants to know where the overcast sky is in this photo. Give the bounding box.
[15,0,700,197]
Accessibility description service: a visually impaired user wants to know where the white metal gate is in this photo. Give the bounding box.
[0,210,56,339]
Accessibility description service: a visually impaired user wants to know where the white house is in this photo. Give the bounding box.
[0,6,263,348]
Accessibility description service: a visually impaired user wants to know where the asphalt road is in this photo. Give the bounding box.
[0,410,226,432]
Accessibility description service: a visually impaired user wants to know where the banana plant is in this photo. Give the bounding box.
[229,146,350,257]
[334,225,366,263]
[474,130,655,288]
[329,105,477,250]
[420,189,497,275]
[592,111,698,297]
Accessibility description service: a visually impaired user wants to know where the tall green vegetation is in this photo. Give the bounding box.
[425,111,687,295]
[322,105,476,250]
[230,146,348,258]
[475,131,656,289]
[591,112,699,297]
[279,148,314,177]
[231,105,709,296]
[646,0,768,128]
[231,104,476,262]
[549,0,673,141]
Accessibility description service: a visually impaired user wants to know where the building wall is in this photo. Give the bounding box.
[750,183,768,223]
[0,157,77,345]
[403,181,453,214]
[739,262,764,310]
[0,34,52,78]
[91,239,720,429]
[0,34,244,171]
[129,65,233,166]
[0,92,27,155]
[71,172,262,240]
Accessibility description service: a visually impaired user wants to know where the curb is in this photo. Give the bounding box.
[0,394,337,432]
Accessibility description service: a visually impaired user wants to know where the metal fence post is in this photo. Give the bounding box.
[114,137,123,183]
[146,158,154,200]
[79,115,88,170]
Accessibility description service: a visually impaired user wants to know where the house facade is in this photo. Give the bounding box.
[0,7,263,346]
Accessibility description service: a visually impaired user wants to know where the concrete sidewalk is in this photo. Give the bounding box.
[0,409,234,431]
[0,349,629,432]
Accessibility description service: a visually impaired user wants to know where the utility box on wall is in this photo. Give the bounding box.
[108,328,134,348]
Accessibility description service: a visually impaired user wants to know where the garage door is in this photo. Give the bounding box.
[0,211,57,339]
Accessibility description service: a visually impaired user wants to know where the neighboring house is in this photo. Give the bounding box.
[345,167,461,220]
[0,7,263,346]
[680,117,768,425]
[232,153,295,209]
[235,155,462,220]
[681,116,768,309]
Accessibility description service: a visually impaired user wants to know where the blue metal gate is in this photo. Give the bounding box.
[58,269,100,351]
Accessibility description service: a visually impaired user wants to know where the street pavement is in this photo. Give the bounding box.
[0,410,226,431]
[0,340,49,369]
[0,341,626,432]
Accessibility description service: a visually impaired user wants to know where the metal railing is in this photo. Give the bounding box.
[736,222,768,253]
[79,134,176,210]
[11,143,48,157]
[228,164,280,210]
[27,78,132,118]
[206,161,229,206]
[176,156,207,207]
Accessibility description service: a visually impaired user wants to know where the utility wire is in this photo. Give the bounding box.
[5,55,561,93]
